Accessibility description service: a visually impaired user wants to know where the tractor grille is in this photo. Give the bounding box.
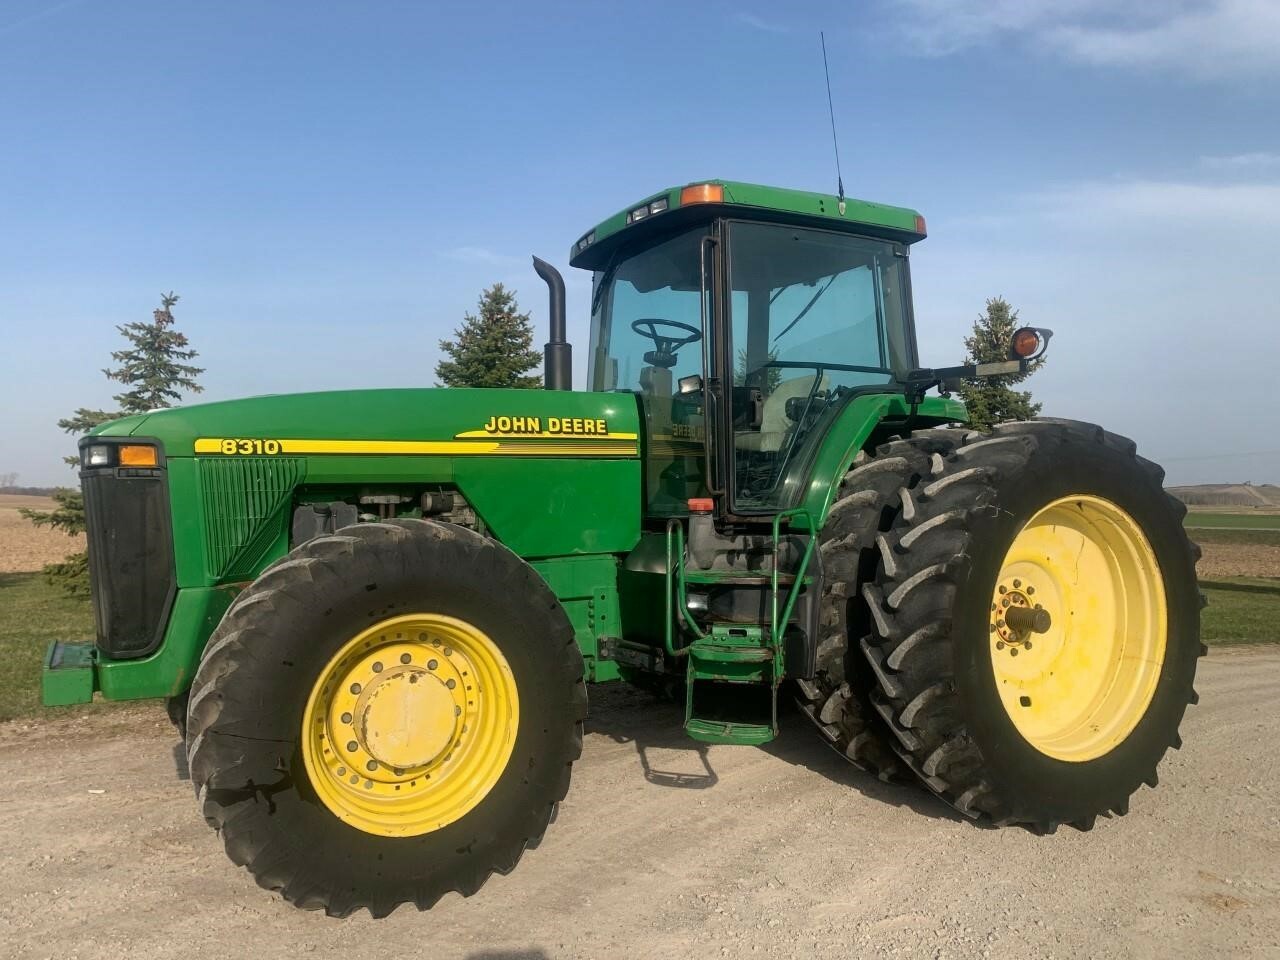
[199,457,304,579]
[81,450,176,659]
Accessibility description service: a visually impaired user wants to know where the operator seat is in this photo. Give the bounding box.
[734,374,827,453]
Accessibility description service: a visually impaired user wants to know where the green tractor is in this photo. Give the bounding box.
[44,180,1202,916]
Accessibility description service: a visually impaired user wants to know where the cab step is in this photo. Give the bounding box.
[683,624,780,745]
[685,717,776,745]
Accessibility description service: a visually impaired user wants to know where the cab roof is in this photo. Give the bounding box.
[568,179,926,271]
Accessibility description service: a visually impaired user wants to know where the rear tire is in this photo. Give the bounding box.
[186,520,586,916]
[796,429,968,779]
[862,420,1203,829]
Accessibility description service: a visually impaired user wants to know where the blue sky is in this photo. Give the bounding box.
[2,0,1278,485]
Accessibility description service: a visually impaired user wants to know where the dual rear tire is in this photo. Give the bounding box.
[802,420,1202,829]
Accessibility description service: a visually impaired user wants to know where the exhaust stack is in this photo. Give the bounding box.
[533,256,571,391]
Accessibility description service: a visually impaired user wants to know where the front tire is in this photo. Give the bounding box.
[186,520,586,916]
[863,420,1202,829]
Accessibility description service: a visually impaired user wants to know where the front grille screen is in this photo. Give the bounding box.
[82,472,176,658]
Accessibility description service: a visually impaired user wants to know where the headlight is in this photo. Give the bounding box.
[85,445,112,467]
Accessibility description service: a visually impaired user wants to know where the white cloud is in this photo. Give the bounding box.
[891,0,1280,78]
[1201,151,1280,169]
[735,13,790,35]
[1030,177,1280,227]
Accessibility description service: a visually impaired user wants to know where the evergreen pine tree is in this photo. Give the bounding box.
[22,293,203,596]
[435,284,543,388]
[957,297,1044,432]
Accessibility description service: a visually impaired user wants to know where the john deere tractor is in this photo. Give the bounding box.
[43,180,1201,916]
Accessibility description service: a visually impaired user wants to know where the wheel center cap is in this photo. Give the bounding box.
[358,669,456,769]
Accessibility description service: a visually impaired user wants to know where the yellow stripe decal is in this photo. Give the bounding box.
[454,429,638,441]
[194,438,638,457]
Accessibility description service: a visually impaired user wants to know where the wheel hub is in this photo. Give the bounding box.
[300,614,519,837]
[357,666,457,769]
[990,579,1052,654]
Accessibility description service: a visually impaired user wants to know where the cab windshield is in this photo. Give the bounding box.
[586,221,915,516]
[587,227,709,515]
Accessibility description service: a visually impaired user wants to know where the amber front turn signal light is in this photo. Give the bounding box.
[119,444,159,467]
[687,498,715,513]
[680,183,724,206]
[1011,328,1042,359]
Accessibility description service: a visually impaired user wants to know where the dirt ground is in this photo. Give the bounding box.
[0,495,83,573]
[1198,541,1280,579]
[0,649,1276,960]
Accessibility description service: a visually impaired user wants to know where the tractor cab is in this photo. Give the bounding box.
[573,180,927,521]
[569,182,933,744]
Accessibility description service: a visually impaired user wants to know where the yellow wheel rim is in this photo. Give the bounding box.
[990,495,1166,762]
[301,613,518,837]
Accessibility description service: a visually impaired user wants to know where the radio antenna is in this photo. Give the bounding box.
[820,31,846,214]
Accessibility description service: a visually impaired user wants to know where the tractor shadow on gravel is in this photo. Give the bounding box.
[585,682,964,823]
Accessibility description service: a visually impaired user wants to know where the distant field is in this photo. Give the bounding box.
[0,494,85,573]
[1186,512,1280,530]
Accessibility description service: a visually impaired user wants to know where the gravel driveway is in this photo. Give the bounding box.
[1,648,1276,959]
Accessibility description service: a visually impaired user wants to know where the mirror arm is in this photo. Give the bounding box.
[902,359,1032,404]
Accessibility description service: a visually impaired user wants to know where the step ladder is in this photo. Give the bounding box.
[665,509,815,746]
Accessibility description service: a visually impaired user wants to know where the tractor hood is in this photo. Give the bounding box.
[91,388,642,459]
[88,388,643,559]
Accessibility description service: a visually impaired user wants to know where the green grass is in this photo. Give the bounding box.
[0,572,94,721]
[1187,526,1280,547]
[1185,511,1280,530]
[1200,577,1280,645]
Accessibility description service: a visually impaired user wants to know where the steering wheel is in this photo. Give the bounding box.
[631,318,702,369]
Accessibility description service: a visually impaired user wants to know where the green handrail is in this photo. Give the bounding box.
[664,519,706,657]
[770,508,816,647]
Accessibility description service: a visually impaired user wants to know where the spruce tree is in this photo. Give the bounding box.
[957,297,1044,432]
[22,293,203,596]
[435,284,543,388]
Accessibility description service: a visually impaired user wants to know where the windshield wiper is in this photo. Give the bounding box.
[771,275,837,344]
